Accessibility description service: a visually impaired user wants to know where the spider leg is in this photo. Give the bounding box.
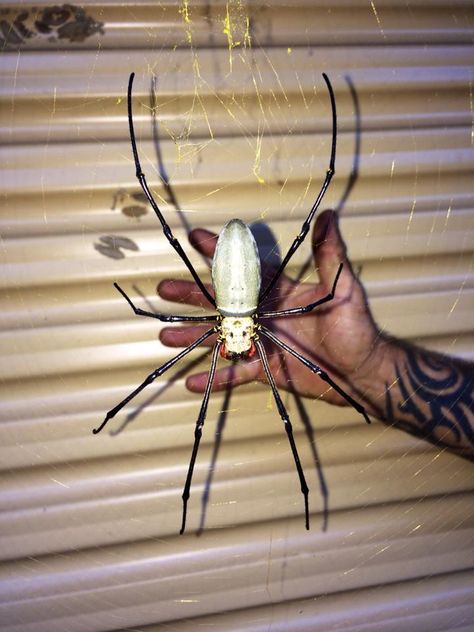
[258,263,343,318]
[259,325,371,425]
[255,338,310,530]
[180,340,222,535]
[114,282,218,323]
[92,327,216,434]
[127,73,216,308]
[259,73,337,304]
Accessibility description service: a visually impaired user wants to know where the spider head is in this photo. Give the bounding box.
[219,316,256,360]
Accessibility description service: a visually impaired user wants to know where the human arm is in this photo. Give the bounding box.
[359,334,474,458]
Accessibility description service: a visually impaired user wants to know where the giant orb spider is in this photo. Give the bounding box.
[93,72,371,534]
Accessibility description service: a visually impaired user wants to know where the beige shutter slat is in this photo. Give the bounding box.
[1,496,473,630]
[3,46,473,145]
[1,1,473,631]
[2,1,473,51]
[1,419,473,556]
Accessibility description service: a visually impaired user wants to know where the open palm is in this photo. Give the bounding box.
[158,210,380,409]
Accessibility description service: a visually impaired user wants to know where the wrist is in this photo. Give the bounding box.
[353,333,402,417]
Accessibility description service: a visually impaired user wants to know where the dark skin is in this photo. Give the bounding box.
[158,210,474,458]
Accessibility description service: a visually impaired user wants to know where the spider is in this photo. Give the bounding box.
[93,72,370,534]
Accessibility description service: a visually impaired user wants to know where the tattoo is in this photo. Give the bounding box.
[385,345,474,458]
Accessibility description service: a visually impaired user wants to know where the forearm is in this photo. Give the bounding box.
[358,335,474,458]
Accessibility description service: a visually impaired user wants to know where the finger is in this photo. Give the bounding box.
[186,358,261,392]
[189,227,218,258]
[160,324,215,347]
[312,210,355,291]
[158,278,215,309]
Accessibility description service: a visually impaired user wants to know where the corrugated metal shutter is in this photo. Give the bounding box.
[1,1,473,630]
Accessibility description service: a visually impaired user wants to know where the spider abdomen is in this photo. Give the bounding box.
[212,218,261,317]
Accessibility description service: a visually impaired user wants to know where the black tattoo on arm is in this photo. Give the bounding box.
[384,344,474,459]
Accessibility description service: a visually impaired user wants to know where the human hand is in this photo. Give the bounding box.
[158,210,381,410]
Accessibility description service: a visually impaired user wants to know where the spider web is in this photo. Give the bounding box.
[1,1,473,630]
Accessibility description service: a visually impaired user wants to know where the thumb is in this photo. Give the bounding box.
[313,210,354,290]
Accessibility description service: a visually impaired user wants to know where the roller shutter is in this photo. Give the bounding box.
[1,2,473,630]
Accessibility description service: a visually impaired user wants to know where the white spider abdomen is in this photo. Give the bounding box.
[212,219,261,316]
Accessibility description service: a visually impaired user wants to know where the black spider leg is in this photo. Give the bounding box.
[197,359,236,536]
[93,327,216,434]
[259,325,371,425]
[258,263,343,319]
[114,282,218,323]
[127,72,216,308]
[278,355,330,532]
[255,338,310,530]
[259,73,337,305]
[180,340,222,535]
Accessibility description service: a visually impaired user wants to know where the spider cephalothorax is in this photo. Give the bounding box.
[94,72,370,535]
[218,316,257,359]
